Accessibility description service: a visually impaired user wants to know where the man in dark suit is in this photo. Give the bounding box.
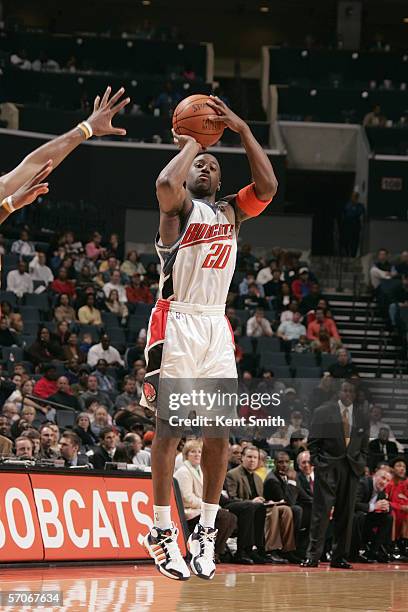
[59,431,92,468]
[350,468,393,562]
[225,445,286,564]
[264,450,310,561]
[90,426,119,470]
[368,428,399,472]
[301,380,369,568]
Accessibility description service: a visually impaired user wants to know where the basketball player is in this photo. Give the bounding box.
[142,95,278,580]
[0,86,129,222]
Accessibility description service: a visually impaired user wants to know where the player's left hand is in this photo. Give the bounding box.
[87,86,131,137]
[207,95,247,133]
[8,160,53,210]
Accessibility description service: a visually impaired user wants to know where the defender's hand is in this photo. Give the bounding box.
[8,160,53,210]
[87,86,130,137]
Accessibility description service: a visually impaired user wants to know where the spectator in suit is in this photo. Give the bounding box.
[124,433,151,467]
[174,440,237,563]
[264,450,307,561]
[225,445,287,564]
[14,436,34,459]
[92,359,118,396]
[59,431,92,468]
[39,424,60,460]
[227,443,242,470]
[78,374,113,413]
[296,450,314,551]
[351,468,393,562]
[368,428,399,471]
[90,426,119,469]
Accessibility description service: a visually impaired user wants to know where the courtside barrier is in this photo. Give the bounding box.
[0,468,186,563]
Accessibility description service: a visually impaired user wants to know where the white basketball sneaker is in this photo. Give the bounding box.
[187,523,217,580]
[143,523,190,580]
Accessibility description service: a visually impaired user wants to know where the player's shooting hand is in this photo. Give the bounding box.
[171,129,202,151]
[87,86,130,137]
[207,95,246,133]
[8,160,53,210]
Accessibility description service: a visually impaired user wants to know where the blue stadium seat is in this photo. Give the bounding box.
[290,353,318,368]
[101,312,121,328]
[235,310,251,325]
[295,367,322,379]
[18,306,40,322]
[3,254,19,268]
[259,352,288,368]
[22,321,40,336]
[129,315,148,332]
[0,291,18,307]
[256,337,281,353]
[132,303,154,317]
[320,354,337,370]
[237,337,253,354]
[271,366,292,380]
[139,253,160,268]
[107,328,126,345]
[78,324,101,343]
[24,293,50,311]
[2,347,24,362]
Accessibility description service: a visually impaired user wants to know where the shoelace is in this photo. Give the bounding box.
[198,528,217,558]
[158,529,184,562]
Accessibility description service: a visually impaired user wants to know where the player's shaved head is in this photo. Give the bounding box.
[186,153,221,201]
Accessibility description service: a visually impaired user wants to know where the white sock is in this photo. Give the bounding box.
[199,502,219,529]
[153,505,172,530]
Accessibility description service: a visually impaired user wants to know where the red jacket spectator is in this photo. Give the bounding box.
[307,308,341,341]
[126,274,154,304]
[51,268,76,299]
[33,370,59,399]
[291,268,312,301]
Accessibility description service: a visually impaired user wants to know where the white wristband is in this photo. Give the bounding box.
[2,196,15,213]
[82,120,93,138]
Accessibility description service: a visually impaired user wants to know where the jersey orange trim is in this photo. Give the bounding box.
[235,182,272,217]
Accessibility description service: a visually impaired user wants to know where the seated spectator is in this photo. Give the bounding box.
[370,249,392,289]
[363,104,387,127]
[351,468,393,562]
[78,293,102,326]
[120,251,146,277]
[10,49,32,70]
[386,457,408,558]
[389,275,408,329]
[86,231,106,261]
[87,333,124,368]
[90,405,112,438]
[25,429,40,457]
[33,364,59,399]
[310,329,339,354]
[90,427,120,469]
[73,412,98,450]
[79,375,113,413]
[79,332,94,355]
[115,375,139,409]
[125,338,146,370]
[225,445,288,564]
[256,260,278,285]
[103,270,127,304]
[14,436,34,459]
[280,300,300,323]
[292,335,311,353]
[275,282,292,313]
[28,326,64,365]
[392,251,408,277]
[71,366,90,397]
[368,428,399,471]
[105,233,124,261]
[264,269,283,300]
[328,348,358,378]
[54,293,77,324]
[29,252,54,286]
[59,431,92,468]
[92,359,117,395]
[100,256,123,283]
[63,332,86,364]
[0,317,21,347]
[299,283,323,316]
[1,301,14,325]
[277,311,307,347]
[309,374,335,411]
[124,432,151,467]
[237,283,269,310]
[105,289,129,324]
[254,449,269,481]
[51,268,76,299]
[174,439,237,564]
[226,306,242,337]
[62,231,83,256]
[11,229,36,257]
[246,308,273,337]
[39,424,59,459]
[239,273,265,297]
[48,376,81,412]
[76,264,96,289]
[50,246,66,274]
[291,268,312,302]
[236,243,258,271]
[307,308,341,343]
[228,444,243,471]
[7,261,33,297]
[369,404,399,442]
[55,320,70,346]
[126,273,154,306]
[145,262,160,289]
[264,450,308,561]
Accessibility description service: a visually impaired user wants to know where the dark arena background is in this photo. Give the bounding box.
[0,0,408,610]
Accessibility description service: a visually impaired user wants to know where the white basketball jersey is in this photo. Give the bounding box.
[156,199,237,305]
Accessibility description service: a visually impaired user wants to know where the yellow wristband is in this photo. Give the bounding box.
[77,121,93,140]
[1,196,14,214]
